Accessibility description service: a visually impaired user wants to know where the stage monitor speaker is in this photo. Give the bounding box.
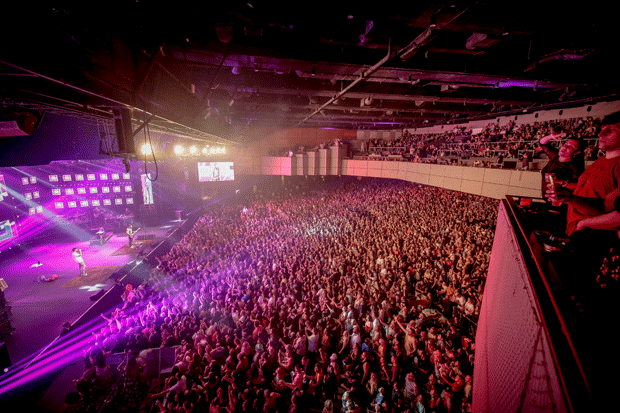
[137,234,155,241]
[0,342,11,374]
[113,107,135,155]
[90,288,106,301]
[0,111,41,137]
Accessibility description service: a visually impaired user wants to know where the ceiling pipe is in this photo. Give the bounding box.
[299,4,472,125]
[298,40,394,125]
[524,49,593,72]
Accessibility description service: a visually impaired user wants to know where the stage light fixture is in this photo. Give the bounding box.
[141,143,153,155]
[202,147,209,154]
[174,145,185,155]
[189,145,198,155]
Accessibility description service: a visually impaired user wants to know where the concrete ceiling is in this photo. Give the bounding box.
[2,2,619,142]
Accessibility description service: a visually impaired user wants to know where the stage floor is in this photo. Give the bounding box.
[0,221,181,368]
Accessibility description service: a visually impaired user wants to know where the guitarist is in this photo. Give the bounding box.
[127,224,138,248]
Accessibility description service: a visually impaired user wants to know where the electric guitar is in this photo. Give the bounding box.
[127,227,141,239]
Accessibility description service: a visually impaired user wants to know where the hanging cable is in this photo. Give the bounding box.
[143,111,158,182]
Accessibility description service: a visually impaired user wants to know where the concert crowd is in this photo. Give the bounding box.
[64,178,498,413]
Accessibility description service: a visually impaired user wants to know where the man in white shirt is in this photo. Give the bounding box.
[72,247,87,276]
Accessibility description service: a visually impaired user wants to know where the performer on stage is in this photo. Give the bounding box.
[31,260,43,283]
[72,247,87,277]
[127,224,135,248]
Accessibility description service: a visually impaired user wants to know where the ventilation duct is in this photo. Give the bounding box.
[465,33,500,50]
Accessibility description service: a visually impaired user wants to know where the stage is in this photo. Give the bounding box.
[0,221,181,368]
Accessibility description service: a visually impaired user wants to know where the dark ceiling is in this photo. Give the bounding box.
[1,2,619,143]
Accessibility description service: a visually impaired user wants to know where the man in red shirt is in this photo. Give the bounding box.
[548,111,620,281]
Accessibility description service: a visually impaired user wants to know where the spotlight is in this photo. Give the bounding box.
[202,146,209,154]
[174,145,185,155]
[189,145,198,155]
[140,143,153,155]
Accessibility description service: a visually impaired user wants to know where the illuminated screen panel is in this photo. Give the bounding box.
[197,161,234,182]
[0,220,16,242]
[0,175,7,201]
[141,174,154,205]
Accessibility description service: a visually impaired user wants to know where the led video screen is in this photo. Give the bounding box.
[197,162,234,182]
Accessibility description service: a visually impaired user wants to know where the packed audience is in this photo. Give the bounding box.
[65,177,498,413]
[361,116,601,167]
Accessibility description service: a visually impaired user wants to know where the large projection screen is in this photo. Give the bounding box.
[197,162,234,182]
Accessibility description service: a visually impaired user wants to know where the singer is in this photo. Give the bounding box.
[72,247,87,277]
